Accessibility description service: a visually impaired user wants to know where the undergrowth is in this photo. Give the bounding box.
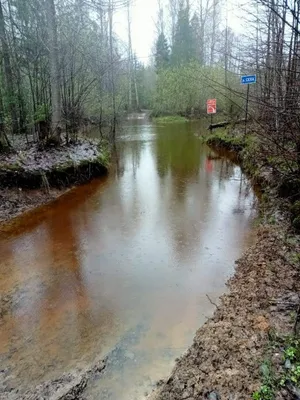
[252,336,300,400]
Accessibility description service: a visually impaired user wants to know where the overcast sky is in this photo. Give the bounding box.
[114,0,245,62]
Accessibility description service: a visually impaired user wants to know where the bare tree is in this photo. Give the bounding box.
[0,0,18,135]
[45,0,62,141]
[169,0,179,45]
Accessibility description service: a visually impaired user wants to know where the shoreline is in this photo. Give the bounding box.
[0,139,109,232]
[0,187,68,230]
[149,132,300,399]
[1,132,299,399]
[150,223,299,399]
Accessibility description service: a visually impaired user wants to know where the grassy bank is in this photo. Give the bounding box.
[152,115,189,124]
[205,130,269,187]
[205,129,300,227]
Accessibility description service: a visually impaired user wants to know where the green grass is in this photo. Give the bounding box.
[153,115,188,124]
[252,336,300,400]
[205,130,246,151]
[97,142,111,168]
[2,162,22,171]
[252,360,275,400]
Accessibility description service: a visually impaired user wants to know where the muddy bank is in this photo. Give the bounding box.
[0,358,106,400]
[149,133,300,400]
[0,140,109,227]
[0,140,109,189]
[206,133,272,189]
[150,224,300,400]
[0,187,67,228]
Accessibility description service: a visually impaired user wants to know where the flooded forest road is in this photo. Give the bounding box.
[0,118,257,399]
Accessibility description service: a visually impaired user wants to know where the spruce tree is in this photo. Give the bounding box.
[171,1,196,66]
[155,32,170,70]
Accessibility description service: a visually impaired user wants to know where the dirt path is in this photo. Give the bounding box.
[149,225,300,400]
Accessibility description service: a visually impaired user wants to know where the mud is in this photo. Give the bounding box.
[150,224,300,400]
[0,359,106,400]
[0,140,106,174]
[0,187,66,228]
[0,140,108,190]
[0,140,108,228]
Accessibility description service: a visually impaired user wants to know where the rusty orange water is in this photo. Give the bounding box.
[0,119,257,399]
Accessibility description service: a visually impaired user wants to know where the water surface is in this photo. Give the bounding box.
[0,118,256,399]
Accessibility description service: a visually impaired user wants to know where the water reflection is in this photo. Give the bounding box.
[0,118,257,400]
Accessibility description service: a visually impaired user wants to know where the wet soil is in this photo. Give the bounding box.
[150,224,300,400]
[0,357,106,400]
[0,139,108,228]
[0,187,66,228]
[148,126,300,400]
[0,140,108,189]
[0,140,104,174]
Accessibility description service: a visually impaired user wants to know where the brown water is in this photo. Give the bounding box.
[0,118,257,400]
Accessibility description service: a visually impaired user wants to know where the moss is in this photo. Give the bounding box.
[2,163,22,171]
[98,149,111,168]
[54,161,74,172]
[206,132,245,153]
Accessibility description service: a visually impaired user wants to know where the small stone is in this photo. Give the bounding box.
[182,388,194,398]
[271,352,282,367]
[224,368,240,377]
[206,391,221,400]
[285,359,292,369]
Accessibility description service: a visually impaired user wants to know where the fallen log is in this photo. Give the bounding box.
[207,118,246,130]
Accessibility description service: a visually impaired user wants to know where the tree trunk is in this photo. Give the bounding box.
[210,0,217,66]
[109,0,116,141]
[8,0,26,135]
[169,0,178,46]
[0,0,18,135]
[133,57,140,110]
[127,4,132,111]
[46,0,62,141]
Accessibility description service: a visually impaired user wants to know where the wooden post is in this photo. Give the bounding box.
[244,84,250,137]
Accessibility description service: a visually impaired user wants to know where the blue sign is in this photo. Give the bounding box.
[241,75,256,84]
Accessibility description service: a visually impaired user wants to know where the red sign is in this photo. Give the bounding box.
[205,159,213,172]
[207,99,217,114]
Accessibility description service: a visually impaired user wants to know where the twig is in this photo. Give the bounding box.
[206,294,218,308]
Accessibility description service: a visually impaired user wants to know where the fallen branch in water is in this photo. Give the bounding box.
[207,119,246,130]
[206,294,218,308]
